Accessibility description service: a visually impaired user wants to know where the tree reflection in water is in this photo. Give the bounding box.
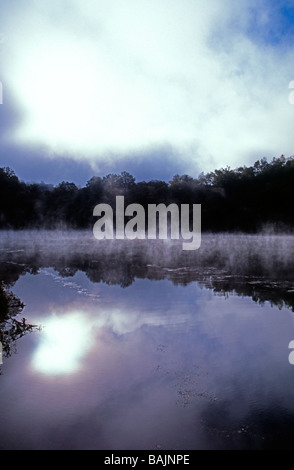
[0,231,294,371]
[0,282,40,371]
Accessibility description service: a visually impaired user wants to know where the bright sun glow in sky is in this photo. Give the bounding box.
[1,0,294,179]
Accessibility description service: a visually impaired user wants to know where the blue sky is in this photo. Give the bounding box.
[1,0,294,185]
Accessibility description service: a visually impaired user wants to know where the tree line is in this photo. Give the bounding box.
[0,155,294,232]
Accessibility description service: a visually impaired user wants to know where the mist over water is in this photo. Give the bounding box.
[1,228,294,273]
[1,230,294,450]
[1,229,294,300]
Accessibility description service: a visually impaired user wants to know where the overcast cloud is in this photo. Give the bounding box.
[1,0,294,182]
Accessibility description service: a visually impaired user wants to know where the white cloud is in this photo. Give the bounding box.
[2,0,294,172]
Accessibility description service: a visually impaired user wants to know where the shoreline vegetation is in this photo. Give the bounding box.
[0,280,39,368]
[0,155,293,232]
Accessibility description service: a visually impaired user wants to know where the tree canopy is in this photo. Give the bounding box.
[0,156,293,232]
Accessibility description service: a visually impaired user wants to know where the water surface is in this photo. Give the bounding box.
[1,231,294,450]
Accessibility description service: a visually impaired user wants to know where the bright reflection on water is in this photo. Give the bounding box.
[32,312,97,375]
[1,233,294,450]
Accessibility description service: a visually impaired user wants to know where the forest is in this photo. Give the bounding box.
[0,154,293,232]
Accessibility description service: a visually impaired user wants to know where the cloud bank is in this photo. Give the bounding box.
[1,0,294,175]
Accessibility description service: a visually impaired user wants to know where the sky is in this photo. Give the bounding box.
[1,0,294,185]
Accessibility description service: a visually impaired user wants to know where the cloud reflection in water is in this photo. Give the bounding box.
[30,298,196,377]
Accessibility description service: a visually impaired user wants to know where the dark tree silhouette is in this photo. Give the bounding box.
[0,282,40,370]
[0,155,293,232]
